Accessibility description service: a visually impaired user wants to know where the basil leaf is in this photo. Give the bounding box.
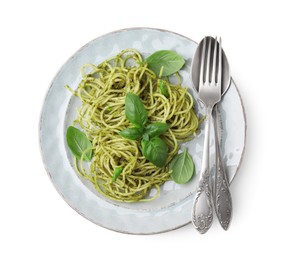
[125,93,148,127]
[142,132,150,141]
[66,126,92,161]
[159,80,169,97]
[141,139,147,152]
[119,127,143,140]
[145,50,185,77]
[144,123,170,138]
[170,148,195,184]
[112,167,123,182]
[141,137,168,168]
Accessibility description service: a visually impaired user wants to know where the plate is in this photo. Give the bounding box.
[39,28,246,234]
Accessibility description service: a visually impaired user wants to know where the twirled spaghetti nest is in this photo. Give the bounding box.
[68,49,199,202]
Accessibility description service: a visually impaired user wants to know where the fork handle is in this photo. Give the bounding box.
[213,107,232,230]
[192,107,214,234]
[192,170,213,233]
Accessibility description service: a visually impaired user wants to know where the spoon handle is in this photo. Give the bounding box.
[213,107,232,230]
[192,107,213,234]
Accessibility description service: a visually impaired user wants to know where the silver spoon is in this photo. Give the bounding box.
[191,37,232,231]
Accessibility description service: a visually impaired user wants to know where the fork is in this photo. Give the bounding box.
[192,37,222,233]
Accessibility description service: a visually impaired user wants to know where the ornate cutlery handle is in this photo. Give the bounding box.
[213,107,232,230]
[192,171,213,233]
[192,107,213,234]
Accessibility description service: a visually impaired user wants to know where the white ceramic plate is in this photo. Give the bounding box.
[39,28,246,234]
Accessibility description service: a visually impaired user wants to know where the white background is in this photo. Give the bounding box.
[1,0,289,259]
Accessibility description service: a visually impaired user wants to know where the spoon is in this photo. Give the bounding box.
[191,37,232,230]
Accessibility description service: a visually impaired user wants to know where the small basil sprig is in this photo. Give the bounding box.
[66,126,92,161]
[112,166,123,182]
[119,93,170,167]
[169,148,195,184]
[145,50,185,77]
[159,80,169,98]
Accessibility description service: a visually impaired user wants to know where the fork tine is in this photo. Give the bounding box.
[199,37,207,86]
[205,37,212,84]
[211,37,218,83]
[217,37,222,86]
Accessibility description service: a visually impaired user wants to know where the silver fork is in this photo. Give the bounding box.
[192,37,222,234]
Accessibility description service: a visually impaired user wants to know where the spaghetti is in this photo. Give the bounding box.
[67,49,199,202]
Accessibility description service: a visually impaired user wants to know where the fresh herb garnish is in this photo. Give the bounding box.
[141,137,168,168]
[112,167,123,182]
[144,122,170,138]
[170,148,195,184]
[159,80,169,98]
[125,93,147,127]
[119,127,144,140]
[119,93,169,167]
[145,50,185,77]
[66,126,92,161]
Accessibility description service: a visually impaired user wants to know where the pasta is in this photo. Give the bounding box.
[67,48,199,202]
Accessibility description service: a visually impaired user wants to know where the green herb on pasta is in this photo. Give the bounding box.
[66,126,92,161]
[119,93,170,167]
[145,50,185,76]
[170,148,195,184]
